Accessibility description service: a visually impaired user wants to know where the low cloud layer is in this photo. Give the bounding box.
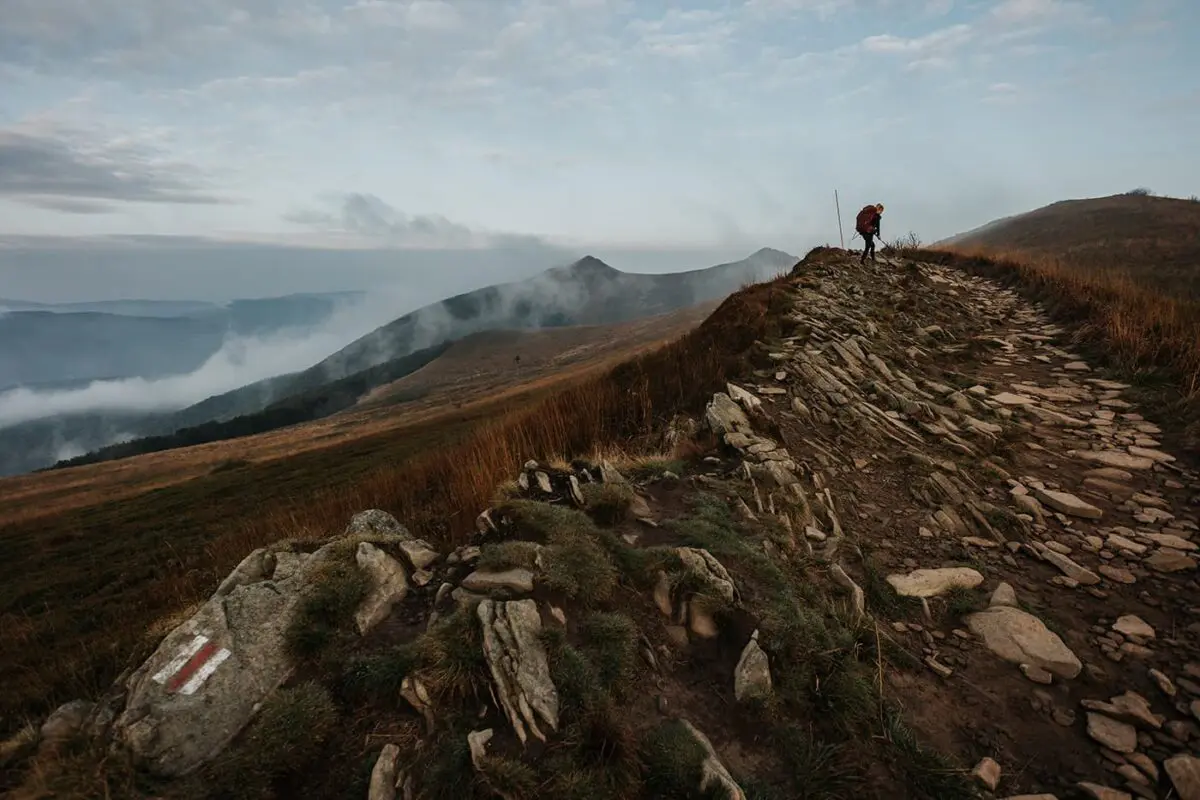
[0,286,420,428]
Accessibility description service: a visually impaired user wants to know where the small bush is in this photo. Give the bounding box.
[417,608,491,703]
[205,681,339,799]
[477,540,541,571]
[285,557,370,663]
[581,482,635,526]
[639,720,717,799]
[883,710,980,800]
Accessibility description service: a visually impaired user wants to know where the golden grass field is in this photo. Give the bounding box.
[0,298,741,731]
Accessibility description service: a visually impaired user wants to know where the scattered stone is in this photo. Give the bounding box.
[886,567,984,598]
[461,568,535,596]
[990,582,1019,608]
[1086,712,1138,753]
[1165,753,1200,800]
[967,606,1082,679]
[1041,549,1101,585]
[1112,615,1155,640]
[1035,488,1103,520]
[368,743,400,800]
[734,630,773,702]
[679,719,748,800]
[355,542,410,635]
[972,756,1002,791]
[1145,550,1198,573]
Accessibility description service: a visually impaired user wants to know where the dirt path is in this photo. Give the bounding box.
[746,250,1200,798]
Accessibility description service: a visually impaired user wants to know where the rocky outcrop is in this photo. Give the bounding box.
[111,512,413,777]
[478,599,560,746]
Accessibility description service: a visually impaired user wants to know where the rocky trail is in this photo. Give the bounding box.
[8,248,1200,800]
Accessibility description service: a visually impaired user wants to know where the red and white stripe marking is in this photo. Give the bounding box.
[151,634,231,695]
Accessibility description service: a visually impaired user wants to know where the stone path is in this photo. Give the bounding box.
[722,250,1200,799]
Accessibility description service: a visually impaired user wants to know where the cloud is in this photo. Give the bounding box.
[0,287,416,428]
[0,126,227,211]
[285,192,557,250]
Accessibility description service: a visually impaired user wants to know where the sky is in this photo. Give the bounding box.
[1,0,1196,302]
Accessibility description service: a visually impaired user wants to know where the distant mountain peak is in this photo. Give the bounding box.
[749,247,793,259]
[569,255,619,274]
[543,255,621,282]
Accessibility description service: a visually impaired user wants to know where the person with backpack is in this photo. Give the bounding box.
[855,203,884,263]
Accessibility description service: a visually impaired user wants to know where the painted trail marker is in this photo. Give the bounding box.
[151,634,232,695]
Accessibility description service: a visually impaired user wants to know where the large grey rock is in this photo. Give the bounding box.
[886,567,983,598]
[355,542,410,635]
[478,599,559,746]
[112,546,328,776]
[966,605,1082,679]
[112,518,411,777]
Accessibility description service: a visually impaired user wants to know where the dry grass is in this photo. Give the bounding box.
[0,273,798,735]
[914,246,1200,449]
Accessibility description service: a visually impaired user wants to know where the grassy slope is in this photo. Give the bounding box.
[0,278,795,736]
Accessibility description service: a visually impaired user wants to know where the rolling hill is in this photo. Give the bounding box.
[0,248,796,476]
[937,192,1200,296]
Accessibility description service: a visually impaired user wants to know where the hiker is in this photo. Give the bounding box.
[855,203,884,263]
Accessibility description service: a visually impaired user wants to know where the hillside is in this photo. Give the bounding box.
[190,248,798,421]
[0,249,794,476]
[6,247,1200,799]
[938,193,1200,297]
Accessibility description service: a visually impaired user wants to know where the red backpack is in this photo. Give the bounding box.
[855,205,878,235]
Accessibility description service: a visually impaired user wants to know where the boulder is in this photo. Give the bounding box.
[112,516,411,777]
[966,605,1082,679]
[112,546,330,776]
[398,539,440,571]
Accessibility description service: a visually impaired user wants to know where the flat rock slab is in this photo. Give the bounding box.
[886,567,984,598]
[1034,488,1103,520]
[1165,754,1200,800]
[1074,450,1154,471]
[966,605,1082,679]
[1113,615,1155,640]
[1086,712,1137,753]
[461,568,536,596]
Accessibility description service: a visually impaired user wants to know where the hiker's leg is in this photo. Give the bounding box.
[863,234,873,261]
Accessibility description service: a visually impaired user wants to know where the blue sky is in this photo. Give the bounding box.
[0,0,1196,301]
